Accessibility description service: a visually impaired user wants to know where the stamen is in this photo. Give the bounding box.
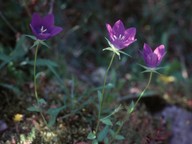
[121,36,125,39]
[113,34,125,40]
[119,34,125,39]
[40,26,47,33]
[113,35,117,39]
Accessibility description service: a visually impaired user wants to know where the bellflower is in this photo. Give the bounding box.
[30,13,63,40]
[106,20,136,50]
[142,43,166,68]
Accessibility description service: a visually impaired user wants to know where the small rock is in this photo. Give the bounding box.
[0,120,8,132]
[158,106,192,144]
[91,67,106,85]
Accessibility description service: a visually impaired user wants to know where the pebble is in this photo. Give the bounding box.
[158,106,192,144]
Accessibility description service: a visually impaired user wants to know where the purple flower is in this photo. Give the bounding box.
[30,13,63,40]
[142,43,166,68]
[106,20,136,50]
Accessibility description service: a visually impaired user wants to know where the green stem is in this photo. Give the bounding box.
[95,53,116,134]
[102,53,116,104]
[109,116,129,144]
[134,71,153,108]
[109,71,153,144]
[33,42,48,126]
[34,43,39,102]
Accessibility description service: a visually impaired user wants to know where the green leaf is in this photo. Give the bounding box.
[100,118,113,126]
[39,40,50,48]
[11,35,27,58]
[92,140,99,144]
[106,83,114,89]
[0,83,21,94]
[109,129,124,140]
[35,40,49,49]
[97,90,102,104]
[0,53,11,62]
[115,135,125,140]
[128,101,135,114]
[48,66,63,83]
[25,35,37,41]
[35,72,44,79]
[47,105,66,127]
[38,98,47,105]
[98,125,110,141]
[113,104,122,114]
[27,99,46,113]
[29,43,38,50]
[27,58,58,67]
[138,63,163,74]
[0,35,27,70]
[119,50,131,57]
[104,38,120,58]
[104,137,109,144]
[87,132,96,140]
[109,129,115,137]
[116,121,123,126]
[27,106,41,112]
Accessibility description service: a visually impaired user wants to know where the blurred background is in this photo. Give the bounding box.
[0,0,192,144]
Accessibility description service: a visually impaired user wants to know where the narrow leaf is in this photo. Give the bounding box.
[98,125,110,141]
[25,35,37,40]
[27,58,58,67]
[92,140,99,144]
[0,53,11,62]
[116,121,123,126]
[0,83,21,94]
[38,98,47,105]
[97,90,102,104]
[47,105,66,127]
[119,50,131,57]
[128,101,135,114]
[100,118,113,126]
[115,135,125,140]
[87,132,96,140]
[39,40,50,48]
[104,137,109,144]
[27,106,41,112]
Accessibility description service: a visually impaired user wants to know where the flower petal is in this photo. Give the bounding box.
[154,45,165,62]
[145,53,158,68]
[30,24,51,40]
[31,13,42,27]
[37,33,52,40]
[106,23,114,41]
[143,43,153,55]
[112,20,125,35]
[50,26,63,36]
[113,41,125,49]
[30,24,39,38]
[122,39,137,48]
[42,13,54,28]
[106,20,136,50]
[124,27,136,41]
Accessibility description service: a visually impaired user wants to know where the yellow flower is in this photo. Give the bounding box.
[158,75,176,84]
[13,114,24,122]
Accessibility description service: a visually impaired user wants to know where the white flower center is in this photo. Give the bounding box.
[113,34,125,40]
[40,26,47,33]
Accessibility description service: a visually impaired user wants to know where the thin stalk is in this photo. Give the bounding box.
[34,43,39,102]
[34,43,48,126]
[134,71,153,107]
[95,53,116,134]
[109,71,153,144]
